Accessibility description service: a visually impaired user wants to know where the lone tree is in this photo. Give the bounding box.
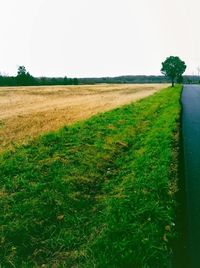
[161,56,186,87]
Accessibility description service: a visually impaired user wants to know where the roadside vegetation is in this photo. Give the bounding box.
[0,85,181,267]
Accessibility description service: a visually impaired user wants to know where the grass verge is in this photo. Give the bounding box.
[0,85,181,267]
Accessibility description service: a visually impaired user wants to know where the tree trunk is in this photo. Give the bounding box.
[172,79,174,87]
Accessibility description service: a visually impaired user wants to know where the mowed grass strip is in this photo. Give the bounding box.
[0,85,181,267]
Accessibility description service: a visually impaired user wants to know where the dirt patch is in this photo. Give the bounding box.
[0,84,168,152]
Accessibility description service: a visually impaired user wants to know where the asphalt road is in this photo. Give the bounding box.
[182,85,200,267]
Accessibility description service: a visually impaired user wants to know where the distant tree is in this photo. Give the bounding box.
[16,66,27,85]
[68,78,73,85]
[16,66,36,86]
[161,56,186,87]
[17,66,26,76]
[73,78,79,85]
[39,77,46,85]
[51,78,58,85]
[63,76,68,85]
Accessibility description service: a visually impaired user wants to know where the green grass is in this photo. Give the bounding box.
[0,85,181,267]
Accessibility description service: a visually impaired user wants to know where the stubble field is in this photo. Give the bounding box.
[0,84,167,152]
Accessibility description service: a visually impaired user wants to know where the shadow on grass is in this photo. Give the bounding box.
[172,94,189,268]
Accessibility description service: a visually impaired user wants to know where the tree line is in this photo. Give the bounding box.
[0,66,79,87]
[0,62,199,87]
[78,75,200,85]
[78,75,170,84]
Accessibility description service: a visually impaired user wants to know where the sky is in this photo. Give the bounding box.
[0,0,200,77]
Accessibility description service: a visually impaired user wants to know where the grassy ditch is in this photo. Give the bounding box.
[0,85,181,267]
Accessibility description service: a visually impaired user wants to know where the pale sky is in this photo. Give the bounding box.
[0,0,200,77]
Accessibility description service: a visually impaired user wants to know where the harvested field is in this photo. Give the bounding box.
[0,84,167,152]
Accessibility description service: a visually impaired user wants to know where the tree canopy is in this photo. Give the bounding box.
[161,56,186,87]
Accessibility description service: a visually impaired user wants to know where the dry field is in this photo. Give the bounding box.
[0,84,168,152]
